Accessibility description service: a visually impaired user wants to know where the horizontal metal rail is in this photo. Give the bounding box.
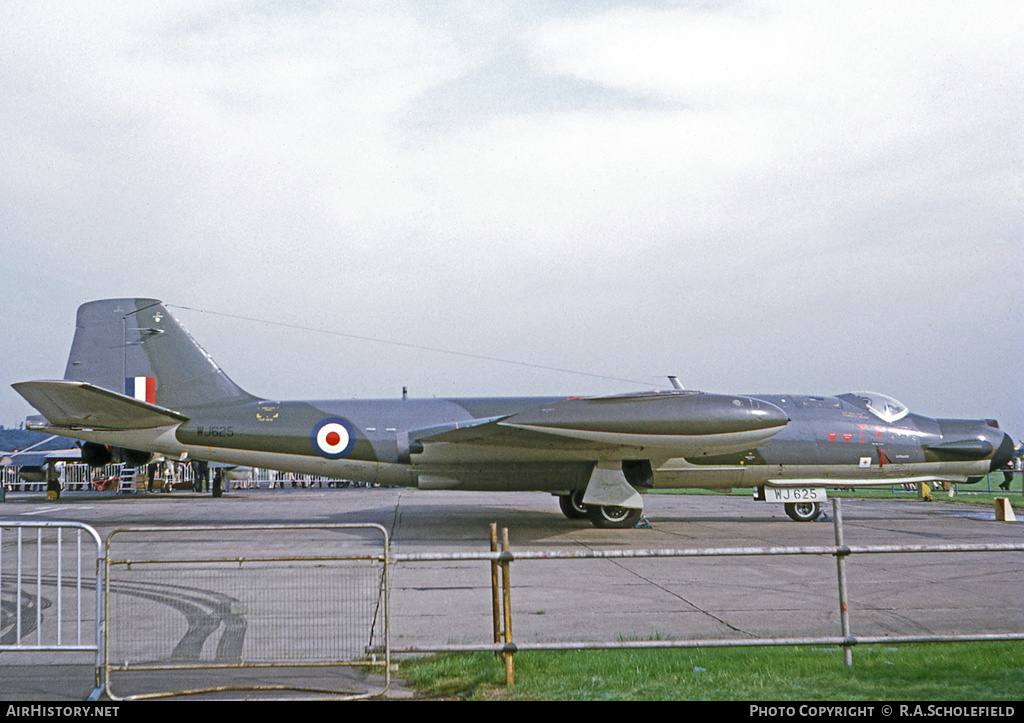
[391,541,1024,563]
[374,632,1024,656]
[107,554,386,565]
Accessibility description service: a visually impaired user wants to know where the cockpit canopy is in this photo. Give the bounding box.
[838,392,910,423]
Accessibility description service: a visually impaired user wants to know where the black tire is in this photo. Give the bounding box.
[785,501,820,522]
[586,504,643,529]
[558,491,589,519]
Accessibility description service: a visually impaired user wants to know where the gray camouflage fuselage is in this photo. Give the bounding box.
[13,299,1013,516]
[15,299,788,495]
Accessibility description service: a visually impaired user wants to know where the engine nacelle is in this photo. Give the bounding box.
[120,448,154,468]
[17,467,48,483]
[81,442,153,468]
[81,442,114,467]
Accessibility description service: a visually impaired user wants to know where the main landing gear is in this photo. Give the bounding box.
[558,492,643,529]
[558,491,589,519]
[586,504,643,529]
[784,501,821,522]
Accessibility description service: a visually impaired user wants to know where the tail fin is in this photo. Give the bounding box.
[63,298,256,411]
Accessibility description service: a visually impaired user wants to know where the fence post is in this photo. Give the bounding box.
[91,532,105,701]
[490,523,501,652]
[832,497,854,668]
[501,527,514,686]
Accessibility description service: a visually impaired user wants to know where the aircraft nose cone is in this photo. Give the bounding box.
[989,431,1015,472]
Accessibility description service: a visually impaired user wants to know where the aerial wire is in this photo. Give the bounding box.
[167,304,653,388]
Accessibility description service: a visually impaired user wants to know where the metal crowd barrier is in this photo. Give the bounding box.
[0,521,105,699]
[3,503,1021,698]
[101,523,390,701]
[376,498,1024,683]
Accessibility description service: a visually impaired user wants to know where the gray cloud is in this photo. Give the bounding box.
[2,1,1021,441]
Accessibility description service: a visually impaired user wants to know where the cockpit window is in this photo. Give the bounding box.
[838,392,910,423]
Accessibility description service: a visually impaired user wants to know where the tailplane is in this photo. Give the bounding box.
[62,298,255,411]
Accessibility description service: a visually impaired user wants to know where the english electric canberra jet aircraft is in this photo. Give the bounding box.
[11,299,1014,527]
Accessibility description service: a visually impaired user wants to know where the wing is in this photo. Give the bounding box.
[12,380,189,431]
[413,415,616,452]
[412,392,789,458]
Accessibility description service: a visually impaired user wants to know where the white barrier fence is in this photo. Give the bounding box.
[0,462,375,494]
[0,521,105,699]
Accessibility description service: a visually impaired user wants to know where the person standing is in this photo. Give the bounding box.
[999,460,1014,491]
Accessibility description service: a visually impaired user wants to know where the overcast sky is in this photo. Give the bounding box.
[2,1,1022,441]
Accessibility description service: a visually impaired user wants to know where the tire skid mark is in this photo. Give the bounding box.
[0,572,246,661]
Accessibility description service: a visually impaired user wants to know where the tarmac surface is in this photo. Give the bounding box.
[0,484,1021,700]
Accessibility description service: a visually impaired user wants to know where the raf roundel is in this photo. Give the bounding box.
[311,418,356,459]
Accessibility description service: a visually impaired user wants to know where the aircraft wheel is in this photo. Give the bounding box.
[785,501,820,522]
[587,504,642,529]
[558,491,589,519]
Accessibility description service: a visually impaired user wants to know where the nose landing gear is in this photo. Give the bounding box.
[785,501,821,522]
